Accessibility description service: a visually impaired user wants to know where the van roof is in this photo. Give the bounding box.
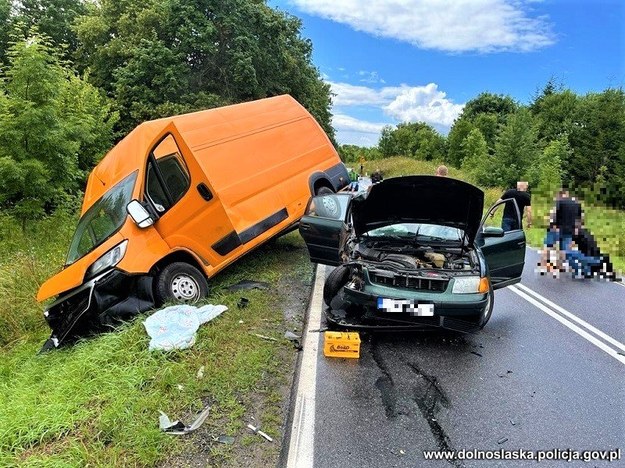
[83,95,308,211]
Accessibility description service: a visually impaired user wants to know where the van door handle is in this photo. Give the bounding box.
[197,183,213,201]
[300,223,311,231]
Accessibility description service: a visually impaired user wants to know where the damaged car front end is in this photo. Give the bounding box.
[299,176,526,332]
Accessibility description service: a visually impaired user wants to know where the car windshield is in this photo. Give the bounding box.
[66,172,137,265]
[364,223,464,242]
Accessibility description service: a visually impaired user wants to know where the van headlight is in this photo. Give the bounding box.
[452,276,489,294]
[86,240,128,279]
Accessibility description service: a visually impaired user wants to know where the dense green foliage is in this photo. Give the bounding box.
[0,0,335,224]
[338,144,382,163]
[378,122,446,160]
[0,34,116,227]
[373,83,625,208]
[72,0,333,138]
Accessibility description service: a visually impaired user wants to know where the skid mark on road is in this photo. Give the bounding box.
[407,361,463,468]
[370,336,463,467]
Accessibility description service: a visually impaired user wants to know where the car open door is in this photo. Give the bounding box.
[476,198,526,289]
[299,193,351,266]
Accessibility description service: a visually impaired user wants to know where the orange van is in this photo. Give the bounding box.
[37,95,348,349]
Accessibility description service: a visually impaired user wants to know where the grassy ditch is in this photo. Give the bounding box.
[359,157,624,273]
[0,216,312,467]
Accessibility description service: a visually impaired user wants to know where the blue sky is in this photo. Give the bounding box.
[269,0,625,146]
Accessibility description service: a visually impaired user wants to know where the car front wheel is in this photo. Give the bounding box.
[154,262,209,306]
[323,265,350,306]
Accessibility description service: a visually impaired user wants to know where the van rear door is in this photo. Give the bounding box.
[144,125,237,269]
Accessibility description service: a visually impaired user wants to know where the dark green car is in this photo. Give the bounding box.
[299,176,526,332]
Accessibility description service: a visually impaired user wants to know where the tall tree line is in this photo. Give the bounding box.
[0,0,334,225]
[363,84,625,208]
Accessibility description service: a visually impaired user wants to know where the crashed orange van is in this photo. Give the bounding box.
[37,95,348,349]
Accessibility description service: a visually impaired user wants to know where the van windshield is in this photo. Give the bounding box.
[66,172,137,265]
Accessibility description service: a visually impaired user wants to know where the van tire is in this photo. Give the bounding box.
[154,262,209,306]
[323,265,350,305]
[315,186,334,195]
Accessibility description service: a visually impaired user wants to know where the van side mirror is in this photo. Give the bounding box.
[127,200,154,228]
[482,226,504,237]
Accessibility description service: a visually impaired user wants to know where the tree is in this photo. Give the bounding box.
[74,0,335,140]
[0,0,11,63]
[377,122,445,160]
[446,117,474,167]
[0,0,86,64]
[460,128,490,184]
[378,125,396,157]
[461,92,518,124]
[0,33,117,228]
[488,108,540,188]
[535,137,566,198]
[568,89,625,207]
[530,81,578,147]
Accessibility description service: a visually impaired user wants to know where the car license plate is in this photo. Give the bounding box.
[377,298,434,316]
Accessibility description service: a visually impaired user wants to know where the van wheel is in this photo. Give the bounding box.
[315,186,334,195]
[154,262,209,306]
[323,265,350,305]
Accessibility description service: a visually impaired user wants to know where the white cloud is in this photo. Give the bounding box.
[332,113,389,134]
[289,0,554,52]
[358,70,386,84]
[384,83,464,126]
[328,81,464,129]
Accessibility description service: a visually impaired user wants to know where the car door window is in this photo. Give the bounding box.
[145,134,190,213]
[481,199,521,232]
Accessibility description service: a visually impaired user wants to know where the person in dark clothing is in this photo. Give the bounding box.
[569,228,618,280]
[553,188,582,251]
[497,181,532,231]
[371,168,383,183]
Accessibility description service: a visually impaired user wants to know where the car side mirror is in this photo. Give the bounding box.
[127,200,154,228]
[482,226,504,237]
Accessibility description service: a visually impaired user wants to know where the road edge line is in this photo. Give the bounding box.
[509,285,625,366]
[286,264,325,468]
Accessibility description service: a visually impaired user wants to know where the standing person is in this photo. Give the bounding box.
[371,168,383,183]
[553,187,582,252]
[497,181,532,231]
[435,165,448,177]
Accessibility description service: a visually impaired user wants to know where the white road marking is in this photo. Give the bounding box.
[515,283,625,353]
[509,285,625,366]
[287,264,325,468]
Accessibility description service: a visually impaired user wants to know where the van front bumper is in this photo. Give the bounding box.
[41,269,154,351]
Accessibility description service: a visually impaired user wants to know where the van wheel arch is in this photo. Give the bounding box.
[313,179,334,195]
[309,172,334,196]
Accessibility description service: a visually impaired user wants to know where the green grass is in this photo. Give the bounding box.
[0,212,76,346]
[363,157,625,274]
[0,219,312,467]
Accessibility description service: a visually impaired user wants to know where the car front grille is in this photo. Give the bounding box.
[369,271,449,292]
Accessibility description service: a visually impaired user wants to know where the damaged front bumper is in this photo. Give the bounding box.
[41,269,155,351]
[326,286,488,333]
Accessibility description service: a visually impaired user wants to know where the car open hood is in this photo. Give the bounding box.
[351,176,484,244]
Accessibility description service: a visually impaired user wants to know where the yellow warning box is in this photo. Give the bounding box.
[323,331,361,359]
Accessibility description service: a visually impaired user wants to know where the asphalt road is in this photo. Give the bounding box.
[287,248,625,468]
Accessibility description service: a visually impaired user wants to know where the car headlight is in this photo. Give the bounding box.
[452,276,489,294]
[86,240,128,279]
